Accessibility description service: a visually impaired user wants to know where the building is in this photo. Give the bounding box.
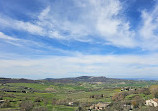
[0,100,5,103]
[90,102,109,110]
[146,98,158,107]
[68,102,73,106]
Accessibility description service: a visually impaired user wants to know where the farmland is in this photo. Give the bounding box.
[0,76,158,111]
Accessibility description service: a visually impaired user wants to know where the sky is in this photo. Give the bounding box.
[0,0,158,79]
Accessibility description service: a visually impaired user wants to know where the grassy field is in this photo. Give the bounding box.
[0,78,158,111]
[0,83,120,110]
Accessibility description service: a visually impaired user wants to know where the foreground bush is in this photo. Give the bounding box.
[150,85,158,98]
[20,100,34,111]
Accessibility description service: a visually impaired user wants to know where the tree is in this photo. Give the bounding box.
[20,100,34,111]
[150,85,158,98]
[112,92,128,101]
[131,95,145,108]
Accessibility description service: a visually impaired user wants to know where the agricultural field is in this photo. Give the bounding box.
[0,76,158,111]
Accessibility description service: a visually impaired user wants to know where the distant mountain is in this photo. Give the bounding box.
[45,78,55,80]
[120,78,158,81]
[43,76,128,83]
[1,76,124,84]
[3,76,156,84]
[0,78,37,83]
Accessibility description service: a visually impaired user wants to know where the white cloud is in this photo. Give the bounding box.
[0,54,158,79]
[0,0,137,47]
[0,32,72,54]
[1,0,158,51]
[139,4,158,50]
[35,0,136,47]
[1,0,158,79]
[0,32,37,47]
[0,32,19,41]
[38,6,50,21]
[0,16,44,36]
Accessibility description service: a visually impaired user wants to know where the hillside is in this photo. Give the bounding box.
[0,78,38,83]
[1,76,157,84]
[44,76,129,83]
[0,76,127,84]
[0,76,158,111]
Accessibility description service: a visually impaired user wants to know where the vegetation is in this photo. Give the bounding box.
[0,76,158,111]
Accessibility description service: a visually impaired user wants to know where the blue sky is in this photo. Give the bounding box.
[0,0,158,79]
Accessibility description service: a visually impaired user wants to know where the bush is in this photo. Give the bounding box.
[43,99,48,105]
[131,95,145,108]
[150,85,158,98]
[32,106,48,111]
[20,100,34,111]
[52,98,58,105]
[76,106,87,111]
[56,99,67,105]
[35,97,43,102]
[112,92,129,101]
[137,88,150,95]
[0,96,3,100]
[0,100,11,108]
[131,100,139,108]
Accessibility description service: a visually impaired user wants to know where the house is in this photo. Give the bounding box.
[121,87,130,91]
[21,90,27,93]
[146,98,158,107]
[68,102,73,106]
[120,87,136,91]
[90,102,109,110]
[0,100,5,103]
[123,104,133,110]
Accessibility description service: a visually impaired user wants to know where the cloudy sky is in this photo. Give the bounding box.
[0,0,158,79]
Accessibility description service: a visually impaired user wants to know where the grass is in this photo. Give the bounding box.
[0,80,158,110]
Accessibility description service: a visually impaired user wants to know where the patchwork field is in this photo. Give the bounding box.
[0,76,158,111]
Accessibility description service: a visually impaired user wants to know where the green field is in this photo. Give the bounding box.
[0,78,158,111]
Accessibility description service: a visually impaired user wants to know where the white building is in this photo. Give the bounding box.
[146,98,158,107]
[90,102,109,110]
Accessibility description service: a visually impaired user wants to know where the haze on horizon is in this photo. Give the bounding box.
[0,0,158,79]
